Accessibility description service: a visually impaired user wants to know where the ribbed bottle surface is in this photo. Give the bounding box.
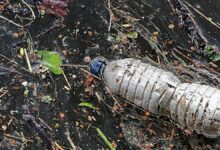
[101,58,220,138]
[170,83,220,138]
[103,58,180,117]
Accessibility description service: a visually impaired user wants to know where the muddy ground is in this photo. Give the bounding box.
[0,0,220,149]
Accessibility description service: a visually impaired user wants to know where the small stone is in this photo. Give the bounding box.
[83,56,91,64]
[54,123,60,128]
[21,81,28,87]
[12,32,19,38]
[168,23,175,29]
[72,74,77,79]
[88,115,92,121]
[2,125,7,131]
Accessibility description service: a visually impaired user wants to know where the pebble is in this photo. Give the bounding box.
[21,81,28,87]
[83,56,91,63]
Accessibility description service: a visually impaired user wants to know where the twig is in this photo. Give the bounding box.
[171,50,187,66]
[77,67,101,80]
[95,92,118,111]
[38,118,53,131]
[21,0,36,27]
[157,55,161,65]
[107,0,113,32]
[0,53,30,72]
[61,64,88,68]
[183,0,220,30]
[62,70,71,89]
[24,48,32,73]
[54,142,65,150]
[133,22,169,63]
[0,0,35,28]
[0,90,8,98]
[73,66,121,107]
[65,129,77,150]
[35,20,60,38]
[104,84,122,107]
[4,134,33,143]
[0,1,8,10]
[174,48,220,77]
[0,15,23,28]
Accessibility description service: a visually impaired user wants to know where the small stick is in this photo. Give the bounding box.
[38,118,53,131]
[183,0,220,30]
[107,0,113,32]
[0,90,8,98]
[24,48,32,73]
[0,53,30,72]
[95,92,116,111]
[0,15,23,28]
[7,117,13,126]
[62,70,71,89]
[65,129,77,150]
[54,142,65,150]
[157,55,161,65]
[104,84,122,107]
[4,134,33,142]
[61,64,88,68]
[73,66,121,107]
[77,67,101,80]
[21,0,36,27]
[174,48,220,77]
[0,1,8,10]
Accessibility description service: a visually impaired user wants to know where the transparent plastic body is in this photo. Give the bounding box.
[102,58,220,138]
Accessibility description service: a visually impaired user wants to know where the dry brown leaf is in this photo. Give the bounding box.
[85,75,94,86]
[59,112,65,118]
[169,128,175,142]
[183,129,192,136]
[88,31,93,36]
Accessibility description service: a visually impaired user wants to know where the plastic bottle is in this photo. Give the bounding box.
[89,57,220,138]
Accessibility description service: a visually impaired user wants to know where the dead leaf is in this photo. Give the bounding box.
[88,31,93,36]
[183,129,192,136]
[169,128,174,142]
[162,133,167,139]
[144,111,150,117]
[59,112,65,118]
[120,35,128,44]
[112,140,117,149]
[86,75,94,86]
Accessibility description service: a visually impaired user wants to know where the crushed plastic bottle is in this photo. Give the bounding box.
[89,57,220,138]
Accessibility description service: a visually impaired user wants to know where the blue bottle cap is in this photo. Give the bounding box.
[89,57,107,76]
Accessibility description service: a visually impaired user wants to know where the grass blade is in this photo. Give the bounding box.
[96,127,116,150]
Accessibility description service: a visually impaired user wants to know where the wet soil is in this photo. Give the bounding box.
[0,0,220,149]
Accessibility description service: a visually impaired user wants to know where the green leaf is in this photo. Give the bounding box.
[115,35,120,43]
[127,32,138,39]
[36,50,63,75]
[41,95,54,104]
[96,127,116,150]
[78,102,96,109]
[204,46,214,55]
[212,55,220,62]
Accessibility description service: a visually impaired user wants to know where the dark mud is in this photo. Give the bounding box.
[0,0,220,149]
